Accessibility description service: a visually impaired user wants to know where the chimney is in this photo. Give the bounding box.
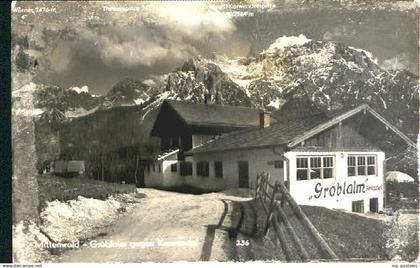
[259,111,271,128]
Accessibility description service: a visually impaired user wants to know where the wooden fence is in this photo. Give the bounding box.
[255,172,338,261]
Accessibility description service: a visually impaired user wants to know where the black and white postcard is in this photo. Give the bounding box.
[10,0,419,264]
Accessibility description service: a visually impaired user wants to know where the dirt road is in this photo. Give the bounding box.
[59,188,258,262]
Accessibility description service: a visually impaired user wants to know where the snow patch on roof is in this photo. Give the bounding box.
[157,149,179,161]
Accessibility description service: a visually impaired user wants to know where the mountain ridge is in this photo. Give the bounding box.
[20,35,418,178]
[28,35,418,140]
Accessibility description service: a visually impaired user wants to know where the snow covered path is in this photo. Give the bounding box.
[59,188,254,262]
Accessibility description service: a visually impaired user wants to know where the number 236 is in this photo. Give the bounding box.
[236,240,250,246]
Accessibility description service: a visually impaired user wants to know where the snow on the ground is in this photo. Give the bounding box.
[386,171,415,183]
[13,193,141,262]
[59,187,253,262]
[41,193,142,242]
[41,196,122,242]
[13,221,52,263]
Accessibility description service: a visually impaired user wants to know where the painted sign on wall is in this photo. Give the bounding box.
[312,179,383,199]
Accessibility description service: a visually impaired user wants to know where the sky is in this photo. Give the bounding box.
[11,1,419,96]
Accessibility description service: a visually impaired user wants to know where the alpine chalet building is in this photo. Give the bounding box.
[145,100,415,213]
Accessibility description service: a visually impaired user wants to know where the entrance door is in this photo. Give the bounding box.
[135,166,145,187]
[238,161,249,188]
[369,198,378,213]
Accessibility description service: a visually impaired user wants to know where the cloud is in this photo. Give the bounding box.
[144,2,235,39]
[381,53,410,71]
[45,2,236,71]
[75,26,199,67]
[49,42,72,72]
[323,25,356,41]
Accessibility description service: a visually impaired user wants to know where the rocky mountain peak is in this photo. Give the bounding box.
[29,35,418,140]
[105,77,156,106]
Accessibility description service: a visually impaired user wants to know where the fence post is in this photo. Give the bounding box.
[280,183,286,208]
[277,182,338,260]
[263,181,278,236]
[260,173,265,200]
[264,173,270,201]
[255,173,260,199]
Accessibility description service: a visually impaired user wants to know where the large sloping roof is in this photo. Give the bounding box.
[186,104,416,154]
[165,100,261,128]
[186,113,329,154]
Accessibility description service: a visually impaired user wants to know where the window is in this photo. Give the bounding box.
[347,156,356,176]
[158,164,161,173]
[170,136,180,148]
[352,200,364,213]
[347,155,376,176]
[147,164,150,173]
[197,161,209,177]
[310,157,322,179]
[296,156,335,180]
[296,157,308,180]
[357,156,366,175]
[274,160,284,168]
[171,163,177,172]
[215,161,223,178]
[323,157,334,179]
[152,163,155,172]
[180,161,193,176]
[367,156,376,175]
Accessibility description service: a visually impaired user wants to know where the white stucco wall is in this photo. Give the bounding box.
[285,151,385,212]
[145,146,285,191]
[144,148,385,213]
[185,147,285,190]
[144,162,162,187]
